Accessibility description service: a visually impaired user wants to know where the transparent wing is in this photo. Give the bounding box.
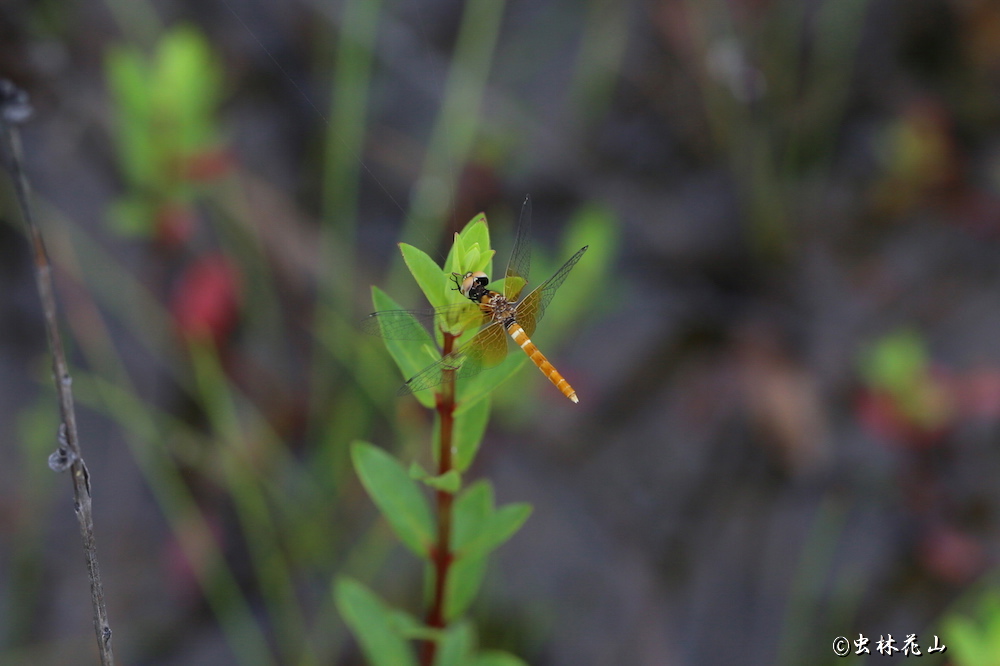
[504,195,532,301]
[514,245,588,337]
[398,322,509,395]
[362,302,486,340]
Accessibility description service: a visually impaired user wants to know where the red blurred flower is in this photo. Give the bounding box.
[170,253,241,346]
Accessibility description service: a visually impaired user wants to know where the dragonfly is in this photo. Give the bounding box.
[364,197,588,402]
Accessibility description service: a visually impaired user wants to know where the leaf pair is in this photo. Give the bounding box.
[350,442,531,565]
[335,578,528,666]
[445,481,531,620]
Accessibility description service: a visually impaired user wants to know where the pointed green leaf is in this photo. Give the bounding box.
[459,212,489,247]
[389,609,437,641]
[452,481,493,552]
[461,245,482,275]
[444,554,488,621]
[472,651,529,666]
[428,471,462,493]
[478,249,496,276]
[445,232,468,294]
[434,621,475,666]
[458,213,493,280]
[453,394,490,471]
[351,441,434,557]
[408,461,429,480]
[400,243,447,309]
[334,577,418,666]
[409,462,462,493]
[460,503,532,560]
[371,286,437,409]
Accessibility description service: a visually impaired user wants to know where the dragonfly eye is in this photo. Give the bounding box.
[457,271,489,299]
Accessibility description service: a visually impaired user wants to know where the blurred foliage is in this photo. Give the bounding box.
[105,24,230,241]
[943,591,1000,666]
[859,328,952,437]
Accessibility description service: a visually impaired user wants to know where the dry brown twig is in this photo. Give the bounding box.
[0,79,115,666]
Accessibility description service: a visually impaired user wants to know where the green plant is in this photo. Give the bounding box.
[337,212,549,666]
[942,590,1000,666]
[105,24,230,242]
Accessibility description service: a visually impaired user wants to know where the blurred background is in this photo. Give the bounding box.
[3,0,1000,664]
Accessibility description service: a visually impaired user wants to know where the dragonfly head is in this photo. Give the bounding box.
[452,271,490,301]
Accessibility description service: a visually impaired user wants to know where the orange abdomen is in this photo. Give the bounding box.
[506,322,579,403]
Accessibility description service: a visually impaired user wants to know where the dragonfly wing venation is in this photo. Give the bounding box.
[504,196,532,301]
[398,322,509,394]
[363,302,486,340]
[514,244,588,337]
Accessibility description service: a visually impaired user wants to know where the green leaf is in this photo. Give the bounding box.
[444,481,497,620]
[447,231,467,274]
[444,554,488,621]
[945,616,986,665]
[460,503,532,560]
[452,481,493,552]
[389,609,437,641]
[334,577,418,666]
[861,329,927,392]
[472,651,529,666]
[462,245,482,275]
[159,26,221,151]
[105,45,156,191]
[459,212,490,253]
[400,243,448,310]
[409,462,462,493]
[371,286,437,409]
[351,441,434,557]
[456,352,528,414]
[434,621,476,666]
[542,202,618,337]
[453,394,490,472]
[151,26,223,156]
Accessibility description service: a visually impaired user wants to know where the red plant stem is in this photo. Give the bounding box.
[421,332,457,666]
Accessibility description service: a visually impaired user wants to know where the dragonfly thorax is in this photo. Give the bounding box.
[483,291,518,324]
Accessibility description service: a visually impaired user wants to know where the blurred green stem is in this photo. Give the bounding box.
[570,0,629,128]
[775,494,849,665]
[189,343,319,665]
[391,0,507,294]
[310,0,383,485]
